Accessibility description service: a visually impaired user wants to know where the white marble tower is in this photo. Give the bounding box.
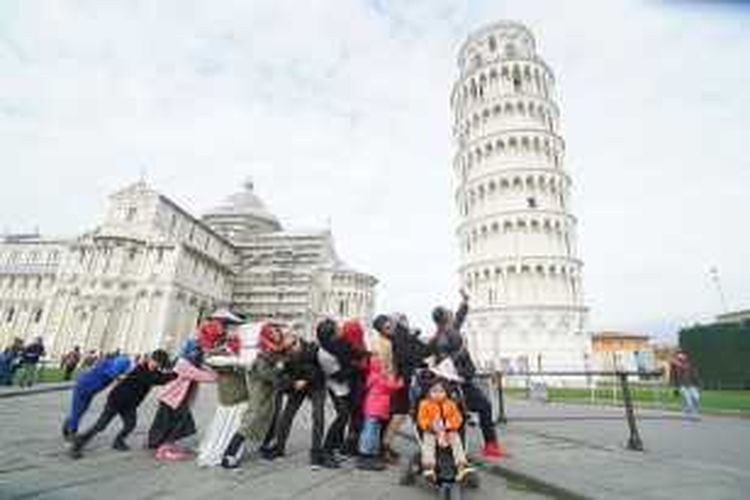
[451,22,590,373]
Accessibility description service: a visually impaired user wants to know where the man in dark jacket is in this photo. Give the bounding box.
[17,337,45,387]
[317,318,364,466]
[264,334,329,466]
[70,349,174,459]
[430,290,504,459]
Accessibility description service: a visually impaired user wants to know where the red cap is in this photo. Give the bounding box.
[341,319,365,352]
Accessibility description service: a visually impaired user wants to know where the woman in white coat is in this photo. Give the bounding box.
[196,319,260,467]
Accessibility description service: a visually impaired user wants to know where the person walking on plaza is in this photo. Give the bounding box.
[69,349,174,459]
[430,290,504,459]
[62,353,132,439]
[16,336,45,387]
[669,350,701,420]
[61,346,81,381]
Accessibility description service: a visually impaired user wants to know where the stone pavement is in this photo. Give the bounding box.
[0,387,551,500]
[0,382,72,399]
[484,398,750,500]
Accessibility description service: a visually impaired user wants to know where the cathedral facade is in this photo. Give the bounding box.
[0,180,376,356]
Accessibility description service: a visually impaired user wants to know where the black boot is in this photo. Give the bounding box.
[62,420,74,441]
[221,433,246,469]
[112,438,130,451]
[69,437,85,460]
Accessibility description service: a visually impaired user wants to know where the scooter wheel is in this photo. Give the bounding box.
[464,471,480,489]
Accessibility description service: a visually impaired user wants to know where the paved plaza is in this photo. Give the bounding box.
[0,387,549,500]
[491,398,750,499]
[2,385,749,500]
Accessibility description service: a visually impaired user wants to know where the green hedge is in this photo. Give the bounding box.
[679,321,750,390]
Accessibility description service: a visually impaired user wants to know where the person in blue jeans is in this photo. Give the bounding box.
[62,354,132,439]
[669,350,701,420]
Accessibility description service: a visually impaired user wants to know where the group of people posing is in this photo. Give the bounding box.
[61,290,505,477]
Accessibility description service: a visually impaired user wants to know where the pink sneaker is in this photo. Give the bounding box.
[155,443,191,461]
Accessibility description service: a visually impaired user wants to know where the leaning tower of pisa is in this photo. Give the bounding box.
[451,22,590,374]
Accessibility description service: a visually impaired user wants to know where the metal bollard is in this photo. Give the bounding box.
[618,372,644,451]
[495,372,507,424]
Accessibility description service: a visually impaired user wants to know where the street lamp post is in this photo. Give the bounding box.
[709,267,729,314]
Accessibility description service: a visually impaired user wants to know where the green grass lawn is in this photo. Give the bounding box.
[504,385,750,413]
[9,365,74,385]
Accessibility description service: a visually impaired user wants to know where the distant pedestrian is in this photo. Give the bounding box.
[16,337,45,387]
[61,346,81,381]
[69,349,175,459]
[670,350,701,420]
[0,338,24,386]
[80,350,99,369]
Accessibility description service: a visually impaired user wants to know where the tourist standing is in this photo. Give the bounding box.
[17,336,45,387]
[61,346,81,381]
[0,338,24,386]
[430,290,504,459]
[670,350,701,420]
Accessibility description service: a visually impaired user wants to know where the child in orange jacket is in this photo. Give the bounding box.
[416,380,473,482]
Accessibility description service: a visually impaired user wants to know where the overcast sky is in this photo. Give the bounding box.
[1,0,748,339]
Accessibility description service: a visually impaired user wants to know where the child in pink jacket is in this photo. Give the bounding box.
[356,356,403,470]
[148,339,217,459]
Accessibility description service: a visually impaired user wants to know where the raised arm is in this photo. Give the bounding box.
[453,290,469,332]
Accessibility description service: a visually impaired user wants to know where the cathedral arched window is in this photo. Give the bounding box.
[489,36,497,52]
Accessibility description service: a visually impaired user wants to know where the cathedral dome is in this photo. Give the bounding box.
[205,179,282,230]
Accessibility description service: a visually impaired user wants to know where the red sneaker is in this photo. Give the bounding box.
[481,441,505,460]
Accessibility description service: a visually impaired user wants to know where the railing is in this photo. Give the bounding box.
[476,369,664,451]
